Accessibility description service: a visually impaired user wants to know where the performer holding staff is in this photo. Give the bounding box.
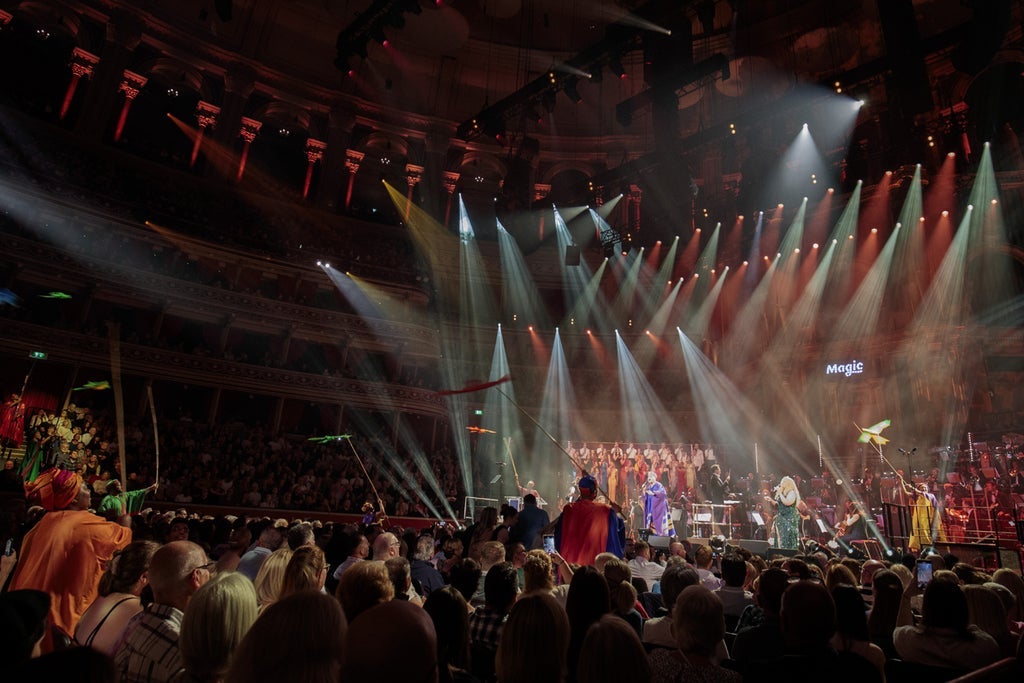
[903,478,947,553]
[642,471,674,537]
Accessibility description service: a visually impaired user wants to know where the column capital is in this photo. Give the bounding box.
[533,183,551,202]
[305,138,327,164]
[629,184,643,203]
[119,70,147,100]
[0,10,13,27]
[70,47,99,78]
[239,116,262,143]
[345,149,365,174]
[195,100,220,128]
[442,171,460,194]
[405,163,424,187]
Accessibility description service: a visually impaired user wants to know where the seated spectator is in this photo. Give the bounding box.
[115,540,212,682]
[225,591,346,683]
[520,549,570,606]
[336,560,393,622]
[830,585,886,680]
[693,545,722,590]
[252,547,292,613]
[469,561,518,681]
[496,593,569,683]
[865,569,905,659]
[628,540,665,587]
[279,545,327,598]
[0,589,50,668]
[565,565,611,683]
[991,568,1024,630]
[731,567,789,662]
[448,558,482,612]
[386,556,423,605]
[411,535,445,596]
[893,576,1000,670]
[714,553,754,627]
[215,526,251,574]
[963,584,1016,657]
[472,541,507,606]
[372,531,402,561]
[236,525,283,581]
[825,563,859,592]
[178,572,258,683]
[342,599,438,682]
[578,614,651,683]
[330,533,368,582]
[75,540,160,655]
[643,563,700,649]
[423,586,475,683]
[648,585,740,683]
[286,522,315,551]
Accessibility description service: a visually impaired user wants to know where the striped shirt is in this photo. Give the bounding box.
[114,603,184,683]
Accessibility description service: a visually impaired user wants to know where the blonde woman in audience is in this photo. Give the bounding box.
[279,545,327,598]
[336,559,394,622]
[577,614,651,683]
[496,593,569,683]
[225,591,346,683]
[252,547,292,613]
[176,572,258,683]
[991,568,1024,630]
[519,550,570,606]
[74,540,159,654]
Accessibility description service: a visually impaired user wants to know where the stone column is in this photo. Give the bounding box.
[302,138,327,200]
[404,163,423,218]
[422,124,457,219]
[208,387,222,424]
[76,8,143,139]
[60,48,99,120]
[113,70,147,142]
[343,150,365,210]
[315,103,357,210]
[442,171,460,226]
[534,183,551,240]
[236,117,262,181]
[218,314,235,355]
[214,64,256,146]
[191,101,220,167]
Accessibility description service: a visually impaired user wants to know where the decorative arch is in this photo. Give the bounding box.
[540,160,596,185]
[249,99,312,135]
[458,151,506,181]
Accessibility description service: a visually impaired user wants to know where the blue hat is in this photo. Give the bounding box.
[578,475,597,491]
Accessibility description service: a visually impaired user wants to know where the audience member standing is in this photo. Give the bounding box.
[509,494,549,549]
[235,525,283,581]
[10,468,132,651]
[554,475,625,565]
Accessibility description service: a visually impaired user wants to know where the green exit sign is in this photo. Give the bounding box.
[29,351,47,360]
[473,409,484,416]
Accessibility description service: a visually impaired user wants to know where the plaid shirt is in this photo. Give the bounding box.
[114,603,184,683]
[468,605,507,653]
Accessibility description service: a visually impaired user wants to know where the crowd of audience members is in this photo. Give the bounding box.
[8,403,465,518]
[2,477,1024,682]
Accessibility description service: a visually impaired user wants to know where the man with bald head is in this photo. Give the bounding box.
[115,540,212,682]
[373,531,401,560]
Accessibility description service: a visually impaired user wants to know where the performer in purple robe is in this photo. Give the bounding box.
[643,471,675,536]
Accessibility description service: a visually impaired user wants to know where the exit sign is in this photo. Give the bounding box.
[29,351,47,360]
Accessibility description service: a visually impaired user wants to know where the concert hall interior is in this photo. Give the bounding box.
[0,1,1023,559]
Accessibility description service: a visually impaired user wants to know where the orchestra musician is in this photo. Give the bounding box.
[834,500,868,546]
[708,464,730,528]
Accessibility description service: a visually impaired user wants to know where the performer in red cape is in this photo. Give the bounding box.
[554,474,625,565]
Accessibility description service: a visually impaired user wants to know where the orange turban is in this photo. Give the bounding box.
[25,469,83,511]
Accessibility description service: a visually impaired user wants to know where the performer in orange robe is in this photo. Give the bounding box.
[9,468,132,651]
[554,475,625,565]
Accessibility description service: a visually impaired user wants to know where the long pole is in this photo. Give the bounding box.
[345,437,387,522]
